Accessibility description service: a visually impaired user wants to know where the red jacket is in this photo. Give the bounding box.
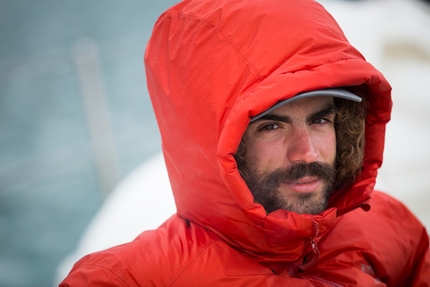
[61,0,430,285]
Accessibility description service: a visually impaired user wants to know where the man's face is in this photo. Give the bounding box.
[239,96,337,214]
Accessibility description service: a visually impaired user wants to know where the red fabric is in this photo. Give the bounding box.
[60,0,430,285]
[61,193,430,286]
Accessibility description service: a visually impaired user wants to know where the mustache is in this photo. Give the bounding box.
[263,162,336,187]
[281,162,336,183]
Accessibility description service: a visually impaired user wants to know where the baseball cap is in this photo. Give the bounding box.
[251,88,362,121]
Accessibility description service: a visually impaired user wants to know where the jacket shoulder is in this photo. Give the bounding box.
[314,190,430,286]
[59,215,217,286]
[60,215,268,286]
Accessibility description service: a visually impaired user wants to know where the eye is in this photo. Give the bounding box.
[311,118,329,125]
[258,123,280,132]
[311,113,336,126]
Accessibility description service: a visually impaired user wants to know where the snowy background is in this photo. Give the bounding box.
[0,1,429,286]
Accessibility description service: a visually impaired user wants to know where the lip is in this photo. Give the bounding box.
[282,176,321,193]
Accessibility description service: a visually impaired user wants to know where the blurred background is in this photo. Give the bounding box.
[0,1,176,286]
[0,0,429,286]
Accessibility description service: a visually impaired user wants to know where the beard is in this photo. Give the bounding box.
[240,161,336,214]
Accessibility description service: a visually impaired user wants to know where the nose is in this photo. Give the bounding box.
[286,126,318,164]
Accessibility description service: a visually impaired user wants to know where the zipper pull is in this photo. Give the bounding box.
[299,237,320,271]
[310,238,318,254]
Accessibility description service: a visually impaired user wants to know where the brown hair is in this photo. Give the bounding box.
[333,95,367,190]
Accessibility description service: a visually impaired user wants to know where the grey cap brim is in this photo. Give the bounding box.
[251,88,362,121]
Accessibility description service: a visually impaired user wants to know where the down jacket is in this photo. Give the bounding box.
[60,0,430,285]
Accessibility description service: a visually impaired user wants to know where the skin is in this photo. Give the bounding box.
[240,96,337,214]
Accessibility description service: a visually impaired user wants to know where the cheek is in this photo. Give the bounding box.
[317,131,337,163]
[244,138,287,172]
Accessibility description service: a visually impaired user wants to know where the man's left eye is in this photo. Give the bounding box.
[312,118,329,124]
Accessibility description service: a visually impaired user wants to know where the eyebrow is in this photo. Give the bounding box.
[251,104,337,125]
[308,104,338,122]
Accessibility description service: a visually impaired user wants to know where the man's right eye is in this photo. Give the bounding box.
[259,123,280,131]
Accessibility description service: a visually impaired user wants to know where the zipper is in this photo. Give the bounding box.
[299,237,320,270]
[304,275,344,287]
[294,220,321,272]
[288,236,320,276]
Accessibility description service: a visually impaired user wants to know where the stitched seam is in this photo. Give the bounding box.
[169,240,219,286]
[79,263,132,287]
[168,12,262,80]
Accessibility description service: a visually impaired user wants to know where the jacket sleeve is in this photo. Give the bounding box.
[59,261,130,287]
[404,225,430,286]
[311,191,430,286]
[308,224,430,287]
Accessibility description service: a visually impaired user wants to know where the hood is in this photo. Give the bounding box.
[144,0,392,266]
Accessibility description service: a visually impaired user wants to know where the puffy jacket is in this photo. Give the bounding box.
[60,0,430,286]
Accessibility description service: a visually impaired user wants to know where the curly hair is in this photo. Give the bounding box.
[333,95,367,190]
[235,88,367,191]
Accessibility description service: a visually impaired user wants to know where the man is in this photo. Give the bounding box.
[60,0,430,285]
[235,89,363,216]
